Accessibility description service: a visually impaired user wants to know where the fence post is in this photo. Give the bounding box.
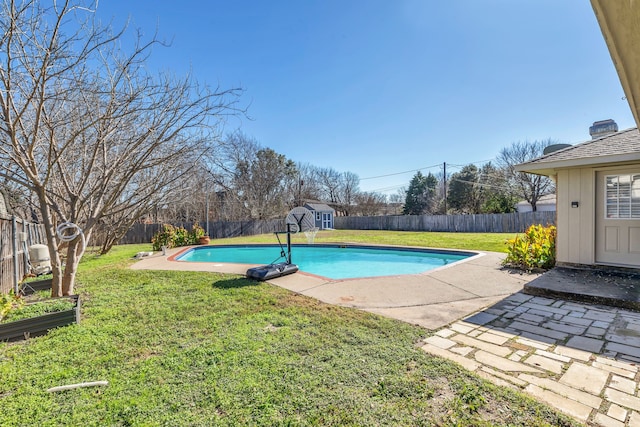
[11,216,19,294]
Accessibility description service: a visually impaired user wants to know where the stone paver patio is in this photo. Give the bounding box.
[423,292,640,426]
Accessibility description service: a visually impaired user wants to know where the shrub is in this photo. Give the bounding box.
[151,223,205,251]
[0,292,24,322]
[151,224,176,251]
[191,223,206,241]
[172,226,190,247]
[503,224,556,271]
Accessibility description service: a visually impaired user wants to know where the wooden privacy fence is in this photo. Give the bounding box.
[335,211,556,233]
[120,212,555,246]
[0,215,47,295]
[121,219,286,245]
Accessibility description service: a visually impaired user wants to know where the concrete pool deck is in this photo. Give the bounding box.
[131,247,534,330]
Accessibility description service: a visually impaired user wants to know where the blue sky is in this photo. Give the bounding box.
[95,1,635,196]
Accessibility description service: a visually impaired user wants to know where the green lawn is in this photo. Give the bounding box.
[0,233,577,426]
[213,229,517,253]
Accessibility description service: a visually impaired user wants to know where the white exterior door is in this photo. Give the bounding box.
[321,213,332,229]
[595,170,640,267]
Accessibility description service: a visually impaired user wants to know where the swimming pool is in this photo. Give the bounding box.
[175,245,475,280]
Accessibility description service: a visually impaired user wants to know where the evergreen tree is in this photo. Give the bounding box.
[448,165,480,213]
[403,172,438,215]
[478,163,517,213]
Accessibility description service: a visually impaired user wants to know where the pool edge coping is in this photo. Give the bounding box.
[167,242,484,282]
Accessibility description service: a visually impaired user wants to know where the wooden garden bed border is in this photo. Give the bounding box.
[1,284,80,341]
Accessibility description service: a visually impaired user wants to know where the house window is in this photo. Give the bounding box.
[316,212,321,221]
[605,174,640,218]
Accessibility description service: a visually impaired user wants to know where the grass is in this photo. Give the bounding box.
[211,229,517,253]
[0,233,577,426]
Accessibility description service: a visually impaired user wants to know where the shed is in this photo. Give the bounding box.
[303,202,335,230]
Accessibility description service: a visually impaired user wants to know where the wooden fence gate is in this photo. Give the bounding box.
[0,215,47,295]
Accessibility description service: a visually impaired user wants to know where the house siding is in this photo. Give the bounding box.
[517,128,640,269]
[555,166,640,267]
[556,168,596,266]
[580,168,596,265]
[556,170,569,264]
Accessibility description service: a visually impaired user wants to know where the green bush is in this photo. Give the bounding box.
[151,224,176,251]
[503,224,556,271]
[0,292,24,322]
[172,226,190,247]
[151,223,205,251]
[191,223,206,241]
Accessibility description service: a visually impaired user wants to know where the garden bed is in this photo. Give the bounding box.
[20,277,55,295]
[1,278,80,341]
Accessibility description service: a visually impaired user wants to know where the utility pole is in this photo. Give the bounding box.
[205,192,210,237]
[297,177,304,207]
[443,162,447,215]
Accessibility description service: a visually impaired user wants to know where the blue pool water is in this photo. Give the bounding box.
[175,245,473,280]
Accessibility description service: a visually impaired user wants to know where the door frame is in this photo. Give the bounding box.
[594,166,640,267]
[321,212,332,229]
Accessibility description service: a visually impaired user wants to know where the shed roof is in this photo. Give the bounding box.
[516,127,640,176]
[304,202,335,212]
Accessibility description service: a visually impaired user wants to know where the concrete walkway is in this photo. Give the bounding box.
[132,248,640,425]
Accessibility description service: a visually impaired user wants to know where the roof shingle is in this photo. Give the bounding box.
[517,127,640,174]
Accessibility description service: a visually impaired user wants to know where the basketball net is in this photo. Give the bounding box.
[304,227,319,244]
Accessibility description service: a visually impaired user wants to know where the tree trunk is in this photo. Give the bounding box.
[62,241,79,296]
[62,229,90,296]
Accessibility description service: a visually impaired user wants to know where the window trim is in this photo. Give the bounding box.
[604,173,640,219]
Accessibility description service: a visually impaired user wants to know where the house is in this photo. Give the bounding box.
[590,3,640,128]
[303,202,335,230]
[515,194,556,213]
[516,127,640,270]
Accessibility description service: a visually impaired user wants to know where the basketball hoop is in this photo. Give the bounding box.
[246,206,315,280]
[288,222,300,234]
[304,227,319,244]
[285,206,315,233]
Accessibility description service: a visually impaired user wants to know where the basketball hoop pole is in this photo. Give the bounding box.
[286,223,292,264]
[284,206,314,264]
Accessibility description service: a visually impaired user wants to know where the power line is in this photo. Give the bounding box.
[361,158,496,182]
[368,183,407,193]
[359,163,442,180]
[447,158,496,168]
[448,177,515,193]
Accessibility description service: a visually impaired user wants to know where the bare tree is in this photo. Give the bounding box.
[233,147,297,219]
[339,171,360,216]
[0,0,241,296]
[354,192,386,216]
[294,162,322,206]
[312,167,363,215]
[204,132,260,220]
[315,167,342,206]
[497,140,555,212]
